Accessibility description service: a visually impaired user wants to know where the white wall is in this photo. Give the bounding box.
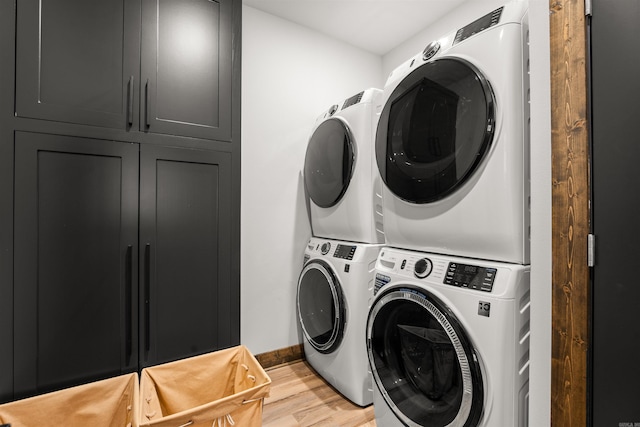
[380,2,552,425]
[241,5,383,355]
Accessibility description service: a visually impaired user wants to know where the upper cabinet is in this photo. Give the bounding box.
[15,0,141,130]
[15,0,233,141]
[141,0,232,140]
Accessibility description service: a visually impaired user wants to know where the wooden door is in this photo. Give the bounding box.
[13,132,139,399]
[140,0,233,141]
[139,144,236,368]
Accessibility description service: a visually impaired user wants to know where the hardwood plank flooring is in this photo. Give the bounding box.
[262,360,376,427]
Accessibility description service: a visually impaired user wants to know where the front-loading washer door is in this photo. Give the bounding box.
[297,260,346,353]
[376,57,495,204]
[304,117,355,208]
[367,286,484,427]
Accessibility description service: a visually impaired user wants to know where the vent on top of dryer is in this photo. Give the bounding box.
[342,91,364,110]
[453,6,504,45]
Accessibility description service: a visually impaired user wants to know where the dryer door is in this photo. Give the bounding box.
[376,57,495,204]
[367,286,484,427]
[304,118,355,208]
[297,260,346,353]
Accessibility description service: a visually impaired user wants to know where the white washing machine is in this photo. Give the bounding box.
[304,88,384,244]
[297,237,381,406]
[375,0,530,264]
[367,247,530,427]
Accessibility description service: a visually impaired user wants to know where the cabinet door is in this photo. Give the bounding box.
[15,0,140,129]
[140,0,233,141]
[591,0,640,423]
[13,132,139,398]
[139,145,236,368]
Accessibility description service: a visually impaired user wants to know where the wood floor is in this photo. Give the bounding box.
[262,360,377,427]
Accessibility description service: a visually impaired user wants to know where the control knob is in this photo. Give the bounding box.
[414,258,433,279]
[320,242,331,255]
[422,41,441,61]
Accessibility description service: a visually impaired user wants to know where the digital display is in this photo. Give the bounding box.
[334,245,356,260]
[342,91,364,110]
[444,262,497,292]
[453,7,503,45]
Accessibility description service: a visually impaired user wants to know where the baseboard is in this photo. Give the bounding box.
[255,344,304,369]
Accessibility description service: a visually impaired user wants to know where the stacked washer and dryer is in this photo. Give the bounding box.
[297,1,532,424]
[367,1,532,426]
[297,88,384,407]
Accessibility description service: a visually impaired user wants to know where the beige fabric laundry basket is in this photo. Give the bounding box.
[138,345,271,427]
[0,372,139,427]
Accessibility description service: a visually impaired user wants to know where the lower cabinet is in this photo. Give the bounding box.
[13,132,236,399]
[139,144,234,368]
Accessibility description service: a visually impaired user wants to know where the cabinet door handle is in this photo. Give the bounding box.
[125,245,133,363]
[144,79,150,129]
[127,76,134,127]
[144,243,151,353]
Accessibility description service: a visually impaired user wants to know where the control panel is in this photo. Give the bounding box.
[453,6,504,45]
[374,247,525,297]
[342,91,364,110]
[309,240,357,260]
[334,244,356,260]
[444,262,497,292]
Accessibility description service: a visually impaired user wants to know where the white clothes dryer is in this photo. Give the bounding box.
[367,247,530,427]
[297,237,381,406]
[304,88,384,244]
[375,1,530,264]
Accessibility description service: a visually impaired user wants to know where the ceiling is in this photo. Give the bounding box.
[241,0,467,55]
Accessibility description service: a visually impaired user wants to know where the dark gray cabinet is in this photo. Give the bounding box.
[13,132,140,397]
[139,144,233,368]
[15,0,141,130]
[1,0,240,403]
[590,0,640,424]
[140,0,232,140]
[12,133,236,399]
[16,0,233,141]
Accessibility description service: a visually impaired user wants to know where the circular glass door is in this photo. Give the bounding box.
[376,57,495,204]
[304,118,355,208]
[367,286,484,427]
[297,260,346,353]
